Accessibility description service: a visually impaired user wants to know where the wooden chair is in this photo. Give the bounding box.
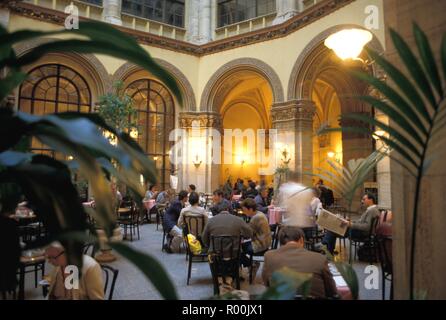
[208,235,241,295]
[101,264,119,300]
[183,215,207,285]
[377,235,393,300]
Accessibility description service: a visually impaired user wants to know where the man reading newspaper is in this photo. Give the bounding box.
[321,193,380,254]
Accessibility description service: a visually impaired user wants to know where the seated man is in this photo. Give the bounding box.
[45,243,104,300]
[322,192,380,254]
[254,187,270,214]
[163,190,188,253]
[242,181,258,199]
[178,191,208,238]
[262,226,338,299]
[156,188,174,206]
[209,189,233,216]
[240,198,272,275]
[201,210,252,253]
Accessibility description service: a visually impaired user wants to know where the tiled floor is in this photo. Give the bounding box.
[22,222,389,300]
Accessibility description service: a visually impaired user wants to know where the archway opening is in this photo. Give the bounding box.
[216,69,274,187]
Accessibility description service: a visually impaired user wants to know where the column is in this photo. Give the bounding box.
[0,7,10,28]
[186,0,212,44]
[103,0,122,26]
[272,0,302,25]
[271,100,316,186]
[178,112,222,193]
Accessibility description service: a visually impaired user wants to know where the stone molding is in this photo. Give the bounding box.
[271,99,316,124]
[4,0,356,57]
[178,111,222,130]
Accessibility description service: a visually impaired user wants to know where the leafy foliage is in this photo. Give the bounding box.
[0,20,182,299]
[307,149,384,211]
[324,23,446,299]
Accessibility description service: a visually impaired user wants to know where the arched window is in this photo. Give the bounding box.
[18,64,92,158]
[125,79,175,190]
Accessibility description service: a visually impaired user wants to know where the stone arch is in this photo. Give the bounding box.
[112,59,196,111]
[200,58,284,112]
[287,24,385,101]
[13,37,112,96]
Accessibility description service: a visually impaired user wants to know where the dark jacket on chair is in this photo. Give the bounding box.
[262,243,338,299]
[202,211,252,253]
[163,200,184,232]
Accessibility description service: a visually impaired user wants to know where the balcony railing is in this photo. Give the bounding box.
[214,12,276,40]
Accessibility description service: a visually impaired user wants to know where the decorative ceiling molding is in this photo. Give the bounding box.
[4,0,356,57]
[112,59,196,111]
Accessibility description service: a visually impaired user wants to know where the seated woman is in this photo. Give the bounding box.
[178,191,208,239]
[45,243,104,300]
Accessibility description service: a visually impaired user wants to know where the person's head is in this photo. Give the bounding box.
[178,190,188,203]
[45,243,67,267]
[278,226,305,247]
[241,198,257,216]
[248,181,256,190]
[212,189,224,203]
[189,192,199,206]
[259,187,268,198]
[317,179,324,186]
[362,193,376,207]
[188,184,196,193]
[148,185,156,192]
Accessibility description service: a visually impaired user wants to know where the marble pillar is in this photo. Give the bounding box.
[178,112,222,193]
[273,0,302,25]
[103,0,122,26]
[271,99,316,186]
[186,0,212,44]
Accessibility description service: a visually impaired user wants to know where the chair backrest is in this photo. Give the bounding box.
[377,236,393,275]
[369,216,380,237]
[184,214,205,238]
[101,264,119,300]
[271,224,282,249]
[210,234,241,261]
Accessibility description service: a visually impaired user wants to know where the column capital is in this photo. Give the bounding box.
[179,111,222,130]
[271,99,316,124]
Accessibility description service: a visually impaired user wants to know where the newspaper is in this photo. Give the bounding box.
[316,209,349,236]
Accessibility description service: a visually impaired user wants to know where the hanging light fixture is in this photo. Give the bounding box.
[324,28,373,61]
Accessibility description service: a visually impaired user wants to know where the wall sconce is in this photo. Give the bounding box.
[281,148,291,165]
[67,155,74,161]
[240,158,245,167]
[153,156,159,161]
[324,28,373,64]
[192,154,202,168]
[327,151,335,158]
[327,151,341,163]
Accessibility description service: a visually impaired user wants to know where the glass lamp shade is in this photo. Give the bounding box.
[324,28,373,60]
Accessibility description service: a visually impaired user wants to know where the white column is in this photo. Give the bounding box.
[103,0,122,26]
[0,8,10,28]
[272,0,301,25]
[186,0,212,44]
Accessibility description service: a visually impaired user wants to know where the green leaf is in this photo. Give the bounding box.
[258,267,313,300]
[334,262,359,300]
[350,69,431,129]
[413,23,443,98]
[111,243,178,300]
[357,95,426,146]
[0,72,27,102]
[390,28,437,111]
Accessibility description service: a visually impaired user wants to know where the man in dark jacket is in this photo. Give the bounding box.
[254,187,270,214]
[163,190,188,253]
[202,211,252,254]
[210,189,233,216]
